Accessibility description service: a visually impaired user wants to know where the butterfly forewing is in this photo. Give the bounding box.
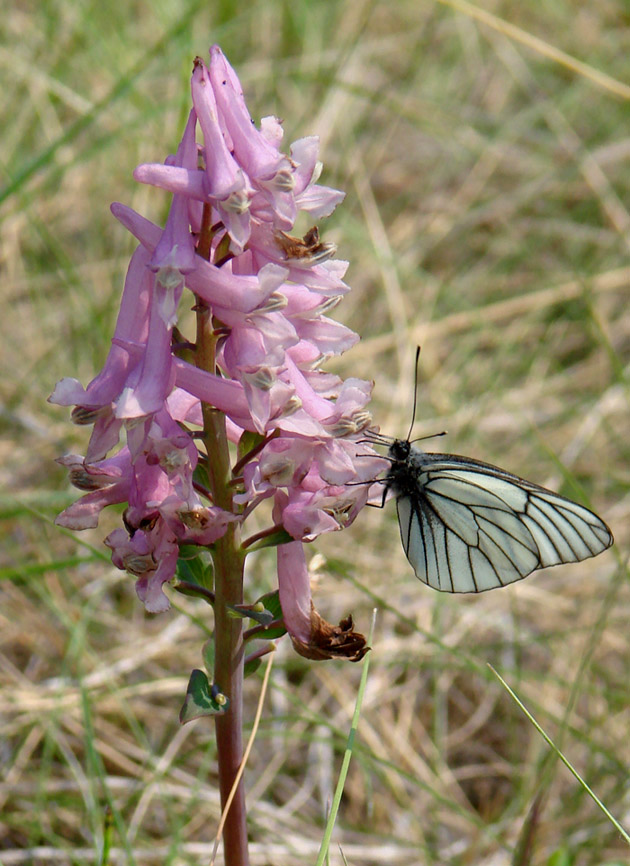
[388,445,613,593]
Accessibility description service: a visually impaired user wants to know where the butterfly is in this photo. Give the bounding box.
[369,351,614,593]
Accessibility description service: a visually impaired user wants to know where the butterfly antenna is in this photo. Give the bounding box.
[406,346,421,442]
[409,430,448,445]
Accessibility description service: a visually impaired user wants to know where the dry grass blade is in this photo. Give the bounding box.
[436,0,630,100]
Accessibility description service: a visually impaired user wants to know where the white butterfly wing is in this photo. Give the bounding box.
[396,456,613,593]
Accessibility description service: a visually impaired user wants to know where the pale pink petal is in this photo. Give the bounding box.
[295,184,346,219]
[209,45,282,182]
[133,164,207,201]
[192,56,247,201]
[289,137,320,195]
[115,269,174,419]
[277,540,312,644]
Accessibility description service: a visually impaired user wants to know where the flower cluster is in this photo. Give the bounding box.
[51,46,385,656]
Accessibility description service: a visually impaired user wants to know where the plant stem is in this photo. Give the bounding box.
[196,208,249,866]
[212,522,248,866]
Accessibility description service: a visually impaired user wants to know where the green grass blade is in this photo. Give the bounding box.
[490,664,630,847]
[315,609,377,866]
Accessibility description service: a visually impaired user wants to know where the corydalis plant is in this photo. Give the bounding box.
[51,45,384,864]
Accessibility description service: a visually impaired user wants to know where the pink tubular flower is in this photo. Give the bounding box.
[51,46,387,652]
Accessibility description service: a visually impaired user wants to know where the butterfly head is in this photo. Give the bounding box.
[385,438,421,498]
[387,438,411,463]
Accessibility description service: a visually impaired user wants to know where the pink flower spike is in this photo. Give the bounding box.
[54,44,380,660]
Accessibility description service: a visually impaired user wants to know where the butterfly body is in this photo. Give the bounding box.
[385,438,613,593]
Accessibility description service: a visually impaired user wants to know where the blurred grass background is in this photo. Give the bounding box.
[1,0,629,863]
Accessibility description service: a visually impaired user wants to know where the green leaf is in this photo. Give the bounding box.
[214,231,232,267]
[243,590,287,642]
[243,622,287,643]
[237,429,266,464]
[256,624,286,641]
[174,547,213,590]
[244,643,275,677]
[192,459,211,492]
[227,600,274,625]
[244,527,294,552]
[244,656,262,678]
[256,589,282,619]
[179,669,228,724]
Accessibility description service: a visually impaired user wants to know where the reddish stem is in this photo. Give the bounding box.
[212,525,248,866]
[196,205,250,866]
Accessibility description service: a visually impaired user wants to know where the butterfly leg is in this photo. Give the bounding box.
[365,483,388,509]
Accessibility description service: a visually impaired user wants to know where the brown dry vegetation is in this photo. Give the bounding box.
[1,1,629,864]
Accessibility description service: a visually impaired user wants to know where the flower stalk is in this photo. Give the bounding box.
[198,343,248,862]
[211,522,248,866]
[195,204,249,864]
